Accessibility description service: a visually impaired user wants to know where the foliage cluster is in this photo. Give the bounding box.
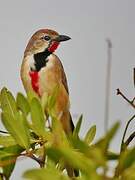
[0,87,134,180]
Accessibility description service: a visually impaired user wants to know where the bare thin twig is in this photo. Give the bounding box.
[39,146,46,168]
[131,97,135,104]
[116,88,135,109]
[117,89,135,151]
[125,131,135,147]
[29,154,44,168]
[21,151,44,168]
[120,114,135,152]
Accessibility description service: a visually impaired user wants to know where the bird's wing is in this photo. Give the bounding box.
[58,59,69,94]
[56,55,75,132]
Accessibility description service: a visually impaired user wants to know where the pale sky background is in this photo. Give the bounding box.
[0,0,135,179]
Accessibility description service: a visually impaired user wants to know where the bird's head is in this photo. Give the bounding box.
[24,29,71,56]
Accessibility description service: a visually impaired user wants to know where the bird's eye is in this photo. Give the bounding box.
[43,35,51,41]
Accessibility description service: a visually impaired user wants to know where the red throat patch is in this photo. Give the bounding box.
[48,42,59,52]
[29,71,40,95]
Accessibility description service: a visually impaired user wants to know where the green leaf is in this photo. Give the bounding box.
[84,125,96,145]
[3,164,15,180]
[30,98,46,136]
[16,92,30,116]
[106,151,119,160]
[41,92,48,110]
[0,145,23,160]
[0,87,17,115]
[27,91,40,103]
[0,88,30,149]
[51,116,69,148]
[1,112,30,149]
[95,122,120,153]
[46,147,61,163]
[47,147,96,175]
[123,148,135,169]
[116,147,135,176]
[122,164,135,180]
[73,114,83,138]
[71,138,105,167]
[0,145,24,179]
[0,135,17,147]
[23,167,70,180]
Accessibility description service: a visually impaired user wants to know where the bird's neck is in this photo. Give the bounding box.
[32,49,52,72]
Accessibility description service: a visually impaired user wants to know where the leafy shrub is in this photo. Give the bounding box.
[0,87,134,180]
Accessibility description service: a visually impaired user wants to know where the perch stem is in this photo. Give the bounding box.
[117,88,135,109]
[120,115,135,152]
[125,131,135,147]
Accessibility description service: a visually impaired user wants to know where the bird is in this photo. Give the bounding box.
[21,29,79,177]
[21,29,74,134]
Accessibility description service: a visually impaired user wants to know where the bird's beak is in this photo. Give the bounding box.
[54,35,71,42]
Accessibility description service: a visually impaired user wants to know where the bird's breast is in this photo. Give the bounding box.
[38,56,62,95]
[21,54,62,96]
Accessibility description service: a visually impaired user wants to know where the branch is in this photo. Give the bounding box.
[39,146,46,168]
[21,150,45,168]
[28,153,44,168]
[120,115,135,152]
[125,131,135,147]
[116,88,135,109]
